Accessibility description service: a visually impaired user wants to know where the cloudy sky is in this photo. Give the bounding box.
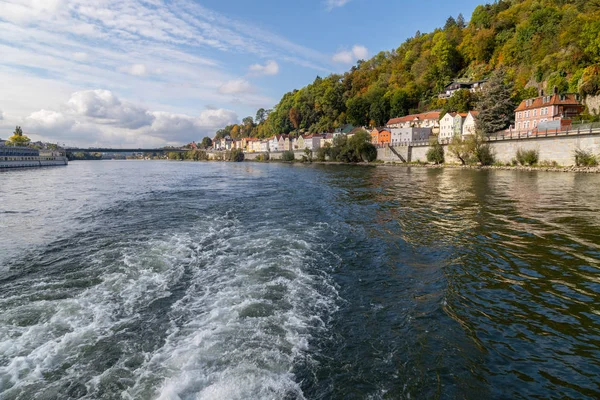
[0,0,481,147]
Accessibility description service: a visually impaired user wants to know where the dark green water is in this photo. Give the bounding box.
[1,161,599,399]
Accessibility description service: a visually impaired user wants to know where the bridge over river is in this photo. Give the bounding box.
[64,148,187,154]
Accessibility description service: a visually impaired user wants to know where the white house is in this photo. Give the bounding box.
[278,135,286,151]
[269,135,279,152]
[462,111,479,136]
[439,112,456,141]
[303,134,323,151]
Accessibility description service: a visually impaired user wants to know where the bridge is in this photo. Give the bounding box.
[63,147,187,153]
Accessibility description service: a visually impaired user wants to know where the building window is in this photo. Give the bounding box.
[533,109,537,117]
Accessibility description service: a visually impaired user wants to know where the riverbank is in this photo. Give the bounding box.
[243,158,600,173]
[376,162,600,173]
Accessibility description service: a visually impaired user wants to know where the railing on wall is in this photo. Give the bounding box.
[409,126,600,147]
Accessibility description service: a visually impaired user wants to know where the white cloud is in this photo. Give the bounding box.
[332,45,369,63]
[119,64,148,76]
[249,60,279,76]
[21,89,239,146]
[66,90,154,129]
[25,109,76,132]
[0,0,336,146]
[0,109,3,120]
[218,79,253,95]
[325,0,352,11]
[73,52,88,61]
[150,109,237,137]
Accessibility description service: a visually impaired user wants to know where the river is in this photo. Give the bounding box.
[1,161,599,399]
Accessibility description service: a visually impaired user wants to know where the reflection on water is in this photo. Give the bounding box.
[1,162,599,399]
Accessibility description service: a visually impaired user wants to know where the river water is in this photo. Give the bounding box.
[1,161,599,399]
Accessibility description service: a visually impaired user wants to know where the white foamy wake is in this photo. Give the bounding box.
[0,213,339,400]
[124,220,339,400]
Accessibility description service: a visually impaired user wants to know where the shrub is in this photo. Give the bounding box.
[475,143,495,165]
[255,153,270,162]
[303,148,313,163]
[516,148,539,166]
[228,148,245,162]
[282,151,295,162]
[574,149,598,166]
[358,142,378,162]
[426,140,445,164]
[315,147,328,162]
[539,160,559,167]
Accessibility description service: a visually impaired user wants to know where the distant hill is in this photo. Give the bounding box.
[216,0,600,139]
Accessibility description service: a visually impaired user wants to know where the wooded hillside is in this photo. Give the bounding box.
[215,0,600,139]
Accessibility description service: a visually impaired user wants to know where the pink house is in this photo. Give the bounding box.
[514,92,584,132]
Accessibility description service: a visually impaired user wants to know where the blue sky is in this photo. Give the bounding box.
[0,0,483,147]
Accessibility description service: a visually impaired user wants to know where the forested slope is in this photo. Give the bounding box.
[216,0,600,139]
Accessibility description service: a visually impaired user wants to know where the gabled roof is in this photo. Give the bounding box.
[386,111,441,126]
[515,93,582,112]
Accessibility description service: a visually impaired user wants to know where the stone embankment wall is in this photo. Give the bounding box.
[386,132,600,166]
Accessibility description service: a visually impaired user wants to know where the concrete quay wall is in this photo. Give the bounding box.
[396,133,600,166]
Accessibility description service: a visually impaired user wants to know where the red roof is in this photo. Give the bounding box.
[387,111,441,126]
[515,93,582,112]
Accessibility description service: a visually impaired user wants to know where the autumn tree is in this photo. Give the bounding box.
[7,126,30,146]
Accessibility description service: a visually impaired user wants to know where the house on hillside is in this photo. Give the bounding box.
[390,128,431,145]
[370,128,391,146]
[439,112,472,141]
[439,113,457,141]
[438,80,487,99]
[514,91,584,133]
[283,136,293,151]
[259,140,269,152]
[245,138,259,152]
[386,112,441,130]
[334,124,355,135]
[320,133,334,148]
[453,113,467,136]
[296,135,305,150]
[268,135,280,152]
[462,111,479,136]
[303,134,323,151]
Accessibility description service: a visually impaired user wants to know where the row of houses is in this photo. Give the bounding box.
[208,89,586,152]
[212,127,359,153]
[437,91,584,141]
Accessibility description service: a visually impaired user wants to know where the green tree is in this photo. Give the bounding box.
[200,137,213,149]
[448,135,471,165]
[426,138,445,164]
[346,97,369,127]
[282,150,295,162]
[228,148,245,162]
[255,108,267,124]
[443,89,477,113]
[476,69,515,135]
